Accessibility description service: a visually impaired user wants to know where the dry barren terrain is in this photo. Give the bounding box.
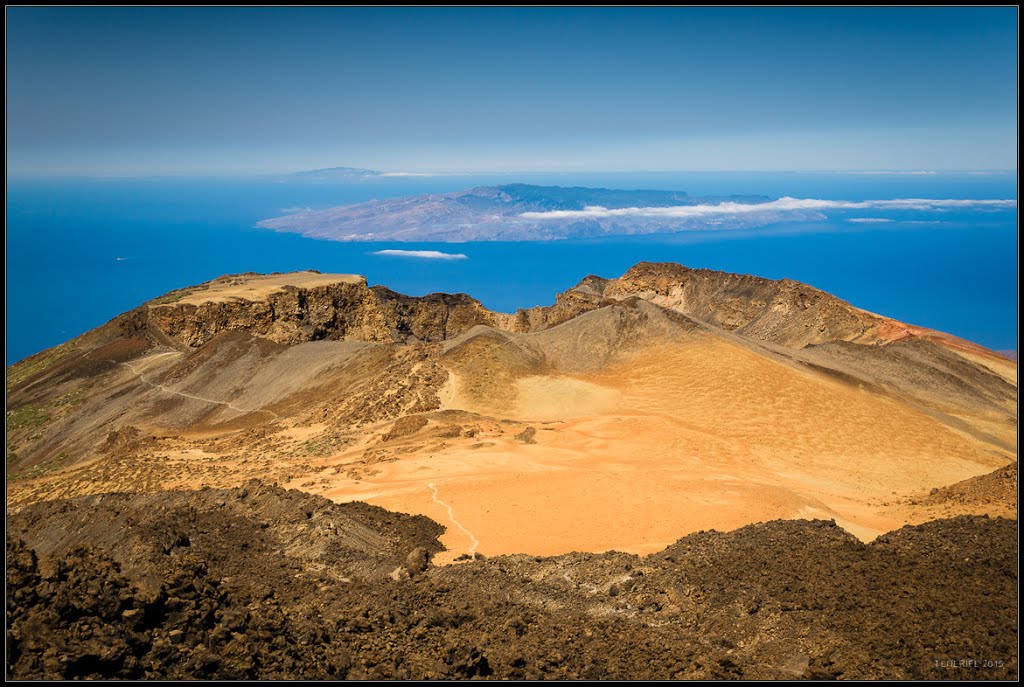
[6,263,1017,678]
[7,267,1014,560]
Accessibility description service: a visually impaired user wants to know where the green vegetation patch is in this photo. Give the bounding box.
[289,433,352,457]
[8,452,68,481]
[55,386,90,408]
[6,404,52,432]
[6,341,78,391]
[147,292,186,305]
[147,284,203,306]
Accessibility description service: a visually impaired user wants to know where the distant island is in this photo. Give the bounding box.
[283,166,384,181]
[257,182,1015,242]
[257,184,805,242]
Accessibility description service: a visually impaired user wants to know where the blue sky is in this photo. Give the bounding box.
[6,7,1018,175]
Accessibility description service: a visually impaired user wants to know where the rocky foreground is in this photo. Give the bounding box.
[6,483,1017,680]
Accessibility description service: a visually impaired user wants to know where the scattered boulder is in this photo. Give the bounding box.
[383,415,429,442]
[514,427,536,444]
[404,546,431,575]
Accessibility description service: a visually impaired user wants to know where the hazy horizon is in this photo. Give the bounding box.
[6,7,1018,176]
[7,168,1019,180]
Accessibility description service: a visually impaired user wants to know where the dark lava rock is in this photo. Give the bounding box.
[6,483,1018,680]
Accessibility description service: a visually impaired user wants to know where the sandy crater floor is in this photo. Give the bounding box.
[302,340,1013,561]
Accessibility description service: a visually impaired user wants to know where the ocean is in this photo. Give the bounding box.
[5,171,1018,365]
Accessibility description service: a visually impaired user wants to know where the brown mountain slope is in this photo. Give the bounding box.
[6,264,1016,558]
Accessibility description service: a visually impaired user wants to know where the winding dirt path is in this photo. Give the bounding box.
[428,481,479,554]
[107,351,280,421]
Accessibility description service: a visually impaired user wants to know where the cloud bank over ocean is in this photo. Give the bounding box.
[372,249,468,260]
[519,197,1017,221]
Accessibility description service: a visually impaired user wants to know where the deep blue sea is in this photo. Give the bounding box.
[5,171,1018,365]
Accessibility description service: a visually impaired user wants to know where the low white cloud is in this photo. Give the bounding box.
[371,249,468,260]
[843,170,938,175]
[520,197,1017,221]
[379,172,448,177]
[847,218,895,223]
[281,206,313,213]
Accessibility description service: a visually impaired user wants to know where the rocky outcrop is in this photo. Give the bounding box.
[116,263,935,353]
[369,287,500,343]
[919,462,1018,509]
[502,282,606,333]
[142,278,499,349]
[601,262,895,348]
[494,261,903,349]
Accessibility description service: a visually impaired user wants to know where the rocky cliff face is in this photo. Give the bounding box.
[601,262,895,348]
[100,262,965,355]
[505,262,904,349]
[502,281,607,333]
[137,279,500,349]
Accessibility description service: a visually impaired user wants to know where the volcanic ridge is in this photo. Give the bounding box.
[6,262,1017,679]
